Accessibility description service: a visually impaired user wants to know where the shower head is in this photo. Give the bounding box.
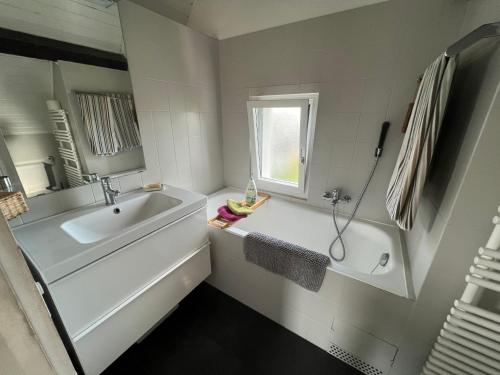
[375,121,390,157]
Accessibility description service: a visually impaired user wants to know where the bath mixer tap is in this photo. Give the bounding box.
[323,188,351,205]
[101,176,120,205]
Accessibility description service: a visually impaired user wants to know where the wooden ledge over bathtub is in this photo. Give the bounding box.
[208,192,270,229]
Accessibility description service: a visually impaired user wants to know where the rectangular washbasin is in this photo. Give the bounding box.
[61,192,182,244]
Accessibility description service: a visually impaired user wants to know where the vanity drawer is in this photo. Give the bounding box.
[73,244,211,375]
[49,207,208,338]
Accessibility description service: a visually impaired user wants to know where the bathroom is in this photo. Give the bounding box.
[0,0,500,374]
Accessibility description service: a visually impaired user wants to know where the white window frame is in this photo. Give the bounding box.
[247,93,318,199]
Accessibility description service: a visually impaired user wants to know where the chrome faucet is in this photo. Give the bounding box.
[101,177,120,205]
[323,188,351,205]
[82,173,100,184]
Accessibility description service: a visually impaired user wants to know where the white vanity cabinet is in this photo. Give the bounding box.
[14,187,211,375]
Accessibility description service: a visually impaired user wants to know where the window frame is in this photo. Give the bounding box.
[247,93,318,199]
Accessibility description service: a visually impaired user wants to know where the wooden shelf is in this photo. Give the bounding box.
[208,192,270,229]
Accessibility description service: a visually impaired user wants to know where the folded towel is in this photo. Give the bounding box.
[227,199,254,215]
[243,232,330,292]
[218,205,246,221]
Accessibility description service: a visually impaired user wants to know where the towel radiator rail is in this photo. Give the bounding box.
[422,207,500,375]
[48,109,84,188]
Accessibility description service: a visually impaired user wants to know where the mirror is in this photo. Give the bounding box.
[0,4,145,198]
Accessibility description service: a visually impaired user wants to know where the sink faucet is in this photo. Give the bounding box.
[101,177,120,205]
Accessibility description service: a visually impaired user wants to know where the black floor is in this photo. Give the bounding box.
[102,282,360,375]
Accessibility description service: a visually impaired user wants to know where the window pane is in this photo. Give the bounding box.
[258,106,301,185]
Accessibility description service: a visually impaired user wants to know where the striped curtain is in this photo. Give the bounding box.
[76,93,141,156]
[386,53,456,230]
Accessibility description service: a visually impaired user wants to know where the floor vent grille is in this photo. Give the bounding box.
[328,343,384,375]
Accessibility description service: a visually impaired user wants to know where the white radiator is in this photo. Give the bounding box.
[422,207,500,375]
[47,107,84,188]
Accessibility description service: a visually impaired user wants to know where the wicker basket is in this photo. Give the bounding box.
[0,192,28,220]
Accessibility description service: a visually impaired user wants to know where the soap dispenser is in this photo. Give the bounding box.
[245,174,257,205]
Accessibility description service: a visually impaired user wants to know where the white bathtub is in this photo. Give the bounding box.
[208,187,413,298]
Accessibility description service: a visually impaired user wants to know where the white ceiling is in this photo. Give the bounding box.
[130,0,388,40]
[188,0,388,40]
[128,0,194,25]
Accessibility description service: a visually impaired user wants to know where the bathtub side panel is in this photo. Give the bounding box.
[208,226,416,351]
[207,227,342,349]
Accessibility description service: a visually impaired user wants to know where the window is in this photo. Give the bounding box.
[247,93,318,198]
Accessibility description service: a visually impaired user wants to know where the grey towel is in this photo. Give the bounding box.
[243,232,330,292]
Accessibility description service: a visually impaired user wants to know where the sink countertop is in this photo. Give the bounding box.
[14,186,207,284]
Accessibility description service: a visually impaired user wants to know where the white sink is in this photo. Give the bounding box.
[61,192,182,244]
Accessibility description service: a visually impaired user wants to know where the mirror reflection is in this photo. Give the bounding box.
[0,54,144,198]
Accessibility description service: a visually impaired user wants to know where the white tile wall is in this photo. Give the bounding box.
[118,173,143,193]
[219,0,466,224]
[119,0,224,195]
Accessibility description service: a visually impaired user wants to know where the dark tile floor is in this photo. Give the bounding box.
[102,282,360,375]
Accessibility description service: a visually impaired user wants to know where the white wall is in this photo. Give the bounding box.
[119,0,224,195]
[219,0,467,224]
[53,60,145,176]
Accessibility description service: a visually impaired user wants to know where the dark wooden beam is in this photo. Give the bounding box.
[0,27,128,71]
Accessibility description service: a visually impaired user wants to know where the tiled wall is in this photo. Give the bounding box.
[119,0,224,195]
[219,0,467,224]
